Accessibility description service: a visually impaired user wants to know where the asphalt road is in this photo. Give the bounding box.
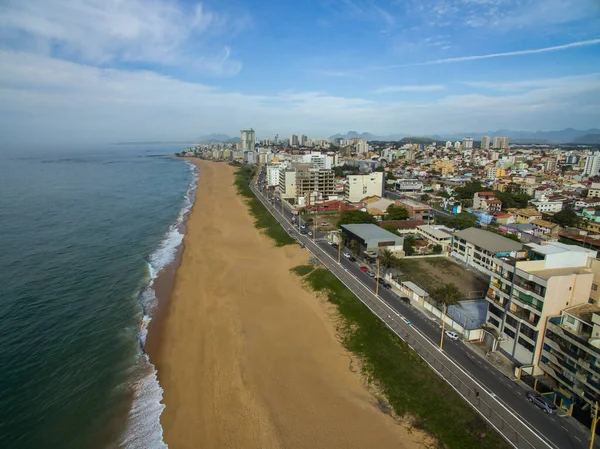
[253,177,593,449]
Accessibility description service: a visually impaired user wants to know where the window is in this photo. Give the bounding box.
[593,284,598,291]
[520,323,536,340]
[488,316,500,328]
[518,337,535,352]
[590,298,596,305]
[566,315,576,325]
[505,328,516,339]
[505,315,517,328]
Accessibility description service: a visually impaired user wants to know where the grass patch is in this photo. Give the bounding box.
[301,268,510,449]
[233,165,296,247]
[290,264,314,277]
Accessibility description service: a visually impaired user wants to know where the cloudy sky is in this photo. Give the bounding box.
[0,0,599,145]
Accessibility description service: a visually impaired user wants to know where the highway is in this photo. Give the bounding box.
[252,177,593,449]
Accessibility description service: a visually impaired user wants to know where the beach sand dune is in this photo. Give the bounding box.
[152,160,427,449]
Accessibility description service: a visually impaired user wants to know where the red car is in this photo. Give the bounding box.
[359,266,369,273]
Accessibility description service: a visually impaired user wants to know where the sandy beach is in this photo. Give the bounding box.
[151,159,428,449]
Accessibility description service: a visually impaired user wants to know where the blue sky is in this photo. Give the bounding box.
[0,0,599,145]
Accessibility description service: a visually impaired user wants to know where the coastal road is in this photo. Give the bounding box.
[252,181,592,449]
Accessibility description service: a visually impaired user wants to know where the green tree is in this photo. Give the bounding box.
[382,224,400,235]
[454,181,484,200]
[433,283,463,310]
[404,235,416,256]
[421,193,430,202]
[337,210,377,227]
[453,212,479,230]
[378,249,399,277]
[550,209,579,228]
[386,204,410,220]
[432,244,443,254]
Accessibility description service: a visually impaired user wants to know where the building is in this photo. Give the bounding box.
[584,154,600,177]
[529,199,564,214]
[432,160,455,176]
[588,183,600,198]
[451,227,523,275]
[486,166,505,179]
[473,191,502,212]
[240,128,256,152]
[266,164,281,187]
[341,224,404,256]
[417,225,453,250]
[355,140,369,154]
[300,135,308,146]
[540,304,600,412]
[509,208,543,224]
[243,151,257,165]
[290,134,299,147]
[396,198,433,221]
[295,163,335,205]
[278,168,297,199]
[484,242,597,371]
[344,172,384,202]
[394,179,423,192]
[493,136,509,150]
[462,137,474,150]
[481,136,491,150]
[531,219,560,239]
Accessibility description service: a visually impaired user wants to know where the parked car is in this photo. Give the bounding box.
[359,266,369,273]
[377,278,386,284]
[342,252,351,258]
[300,230,307,235]
[332,243,338,249]
[366,271,376,277]
[300,224,306,229]
[320,222,328,226]
[526,392,557,414]
[444,330,460,341]
[399,296,411,305]
[349,256,357,262]
[383,282,392,289]
[307,231,313,236]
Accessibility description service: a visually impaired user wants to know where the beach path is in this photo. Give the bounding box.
[153,159,428,449]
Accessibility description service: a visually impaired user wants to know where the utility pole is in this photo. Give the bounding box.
[338,231,342,264]
[439,303,447,350]
[375,258,380,296]
[591,401,599,449]
[313,212,316,241]
[281,195,284,216]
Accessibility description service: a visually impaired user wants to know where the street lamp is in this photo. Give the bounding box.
[439,303,448,350]
[590,396,600,449]
[375,258,381,296]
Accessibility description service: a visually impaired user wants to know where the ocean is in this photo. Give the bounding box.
[0,146,195,449]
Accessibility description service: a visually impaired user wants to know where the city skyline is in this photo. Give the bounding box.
[0,0,599,147]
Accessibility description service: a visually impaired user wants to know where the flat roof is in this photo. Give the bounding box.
[402,281,429,297]
[562,304,600,324]
[528,266,591,280]
[526,241,593,255]
[417,225,453,240]
[341,223,402,242]
[453,227,523,253]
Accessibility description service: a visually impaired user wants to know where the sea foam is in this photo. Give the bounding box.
[121,160,198,449]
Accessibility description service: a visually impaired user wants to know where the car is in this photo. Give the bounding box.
[300,230,307,235]
[342,252,351,258]
[383,282,392,289]
[444,330,460,341]
[300,224,306,229]
[377,278,386,284]
[366,271,376,277]
[348,256,357,262]
[526,392,557,414]
[287,228,293,233]
[320,222,328,226]
[399,297,411,305]
[359,266,369,273]
[307,231,313,236]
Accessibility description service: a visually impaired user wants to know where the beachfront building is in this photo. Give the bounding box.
[341,224,404,257]
[484,242,598,371]
[344,172,384,203]
[295,163,336,206]
[451,228,523,276]
[540,304,600,412]
[278,168,297,199]
[240,128,256,152]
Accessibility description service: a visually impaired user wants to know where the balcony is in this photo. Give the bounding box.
[508,307,540,327]
[486,290,505,308]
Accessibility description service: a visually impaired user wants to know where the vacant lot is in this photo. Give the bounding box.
[302,212,341,230]
[397,257,488,298]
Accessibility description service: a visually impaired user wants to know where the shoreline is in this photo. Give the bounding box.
[152,159,427,448]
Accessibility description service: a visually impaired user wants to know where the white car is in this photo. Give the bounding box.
[320,222,328,226]
[307,231,313,236]
[342,252,351,258]
[300,224,306,229]
[444,330,460,341]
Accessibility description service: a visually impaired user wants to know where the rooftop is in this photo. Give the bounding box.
[417,225,453,240]
[397,198,431,209]
[453,227,523,253]
[531,219,558,229]
[527,266,591,280]
[562,303,600,324]
[341,223,403,242]
[526,241,594,255]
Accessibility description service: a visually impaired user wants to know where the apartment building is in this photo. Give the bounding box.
[540,304,600,410]
[529,199,564,213]
[507,208,543,224]
[278,168,297,199]
[295,163,336,204]
[451,228,523,275]
[588,183,600,198]
[473,191,502,212]
[344,172,384,202]
[484,242,597,371]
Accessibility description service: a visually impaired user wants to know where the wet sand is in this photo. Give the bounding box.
[152,159,428,449]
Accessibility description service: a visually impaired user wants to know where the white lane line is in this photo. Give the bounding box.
[252,185,556,449]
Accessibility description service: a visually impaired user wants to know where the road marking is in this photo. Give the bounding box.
[574,436,581,441]
[252,184,557,449]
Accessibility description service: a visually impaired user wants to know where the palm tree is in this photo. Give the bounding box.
[433,283,463,349]
[378,249,397,279]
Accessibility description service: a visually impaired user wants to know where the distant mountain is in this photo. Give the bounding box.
[574,134,600,145]
[329,131,406,141]
[197,133,236,143]
[432,128,600,144]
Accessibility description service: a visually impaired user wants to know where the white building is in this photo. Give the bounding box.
[344,172,384,202]
[445,141,453,149]
[529,199,563,213]
[493,136,509,150]
[584,154,600,177]
[266,165,281,187]
[481,136,491,150]
[240,128,256,152]
[278,169,297,199]
[462,137,474,150]
[454,140,461,149]
[355,140,369,154]
[300,135,308,146]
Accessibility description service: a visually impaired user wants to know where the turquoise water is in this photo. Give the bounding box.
[0,147,195,449]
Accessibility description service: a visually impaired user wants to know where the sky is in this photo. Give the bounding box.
[0,0,599,146]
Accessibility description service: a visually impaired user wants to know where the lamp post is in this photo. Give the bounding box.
[591,400,599,449]
[337,230,342,264]
[439,303,447,350]
[375,258,381,296]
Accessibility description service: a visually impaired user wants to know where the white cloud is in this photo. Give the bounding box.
[0,51,598,146]
[0,0,247,75]
[373,84,445,93]
[464,73,600,91]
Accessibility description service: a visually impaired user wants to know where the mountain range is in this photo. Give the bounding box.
[195,128,600,145]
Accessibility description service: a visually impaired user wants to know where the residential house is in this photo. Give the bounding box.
[473,191,502,212]
[529,198,564,214]
[531,219,560,239]
[588,183,600,198]
[508,208,543,224]
[417,225,453,250]
[396,198,433,221]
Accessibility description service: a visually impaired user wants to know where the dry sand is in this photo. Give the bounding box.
[152,159,429,449]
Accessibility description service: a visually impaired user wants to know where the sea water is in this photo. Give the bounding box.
[0,146,195,449]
